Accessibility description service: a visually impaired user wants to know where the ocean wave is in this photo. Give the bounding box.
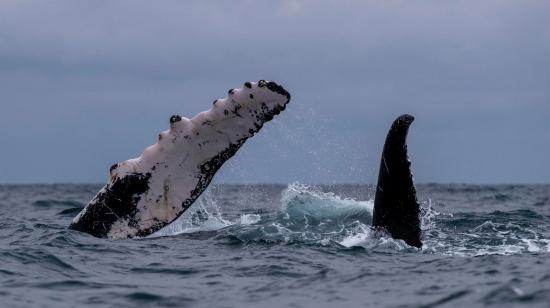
[152,182,549,257]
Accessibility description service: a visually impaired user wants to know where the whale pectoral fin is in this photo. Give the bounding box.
[69,80,291,239]
[68,172,152,238]
[372,114,422,248]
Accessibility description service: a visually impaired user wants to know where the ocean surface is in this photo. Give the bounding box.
[0,183,549,307]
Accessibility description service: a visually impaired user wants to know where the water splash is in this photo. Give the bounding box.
[220,183,373,245]
[153,183,549,256]
[281,182,373,221]
[151,189,232,237]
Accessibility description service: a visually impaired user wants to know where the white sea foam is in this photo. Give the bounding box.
[339,223,371,247]
[151,189,232,237]
[239,214,261,225]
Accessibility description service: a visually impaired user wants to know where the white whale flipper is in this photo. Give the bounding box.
[69,80,290,239]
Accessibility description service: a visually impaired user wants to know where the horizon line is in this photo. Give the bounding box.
[1,181,549,186]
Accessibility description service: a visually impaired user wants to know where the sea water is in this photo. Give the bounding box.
[0,183,549,307]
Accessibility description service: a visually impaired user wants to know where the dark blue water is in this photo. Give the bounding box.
[0,183,549,307]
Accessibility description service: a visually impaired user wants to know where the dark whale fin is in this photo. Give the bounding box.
[372,114,422,248]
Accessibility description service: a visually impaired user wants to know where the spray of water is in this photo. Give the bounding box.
[153,183,550,256]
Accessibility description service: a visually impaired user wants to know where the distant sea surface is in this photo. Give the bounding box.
[0,183,549,307]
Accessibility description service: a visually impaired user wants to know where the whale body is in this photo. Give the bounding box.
[69,80,290,239]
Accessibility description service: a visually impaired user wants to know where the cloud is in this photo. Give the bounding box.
[0,1,549,183]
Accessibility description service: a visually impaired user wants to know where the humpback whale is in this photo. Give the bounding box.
[69,80,290,239]
[372,114,422,248]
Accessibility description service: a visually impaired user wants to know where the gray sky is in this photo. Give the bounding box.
[0,0,549,184]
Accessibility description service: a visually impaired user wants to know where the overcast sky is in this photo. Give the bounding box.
[0,0,549,184]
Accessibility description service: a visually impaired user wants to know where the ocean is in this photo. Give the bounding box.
[0,183,549,307]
